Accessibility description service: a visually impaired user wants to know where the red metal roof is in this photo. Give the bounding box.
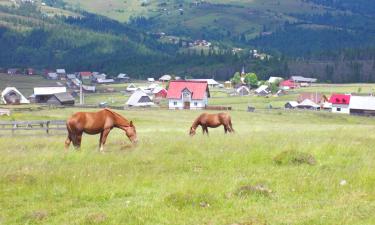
[80,72,92,76]
[167,81,209,100]
[280,80,297,88]
[329,94,351,105]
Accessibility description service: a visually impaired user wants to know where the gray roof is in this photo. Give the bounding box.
[291,76,317,83]
[54,92,75,103]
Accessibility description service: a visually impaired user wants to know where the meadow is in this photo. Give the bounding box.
[1,106,375,224]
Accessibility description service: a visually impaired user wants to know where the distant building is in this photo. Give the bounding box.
[280,80,297,90]
[56,69,66,79]
[153,87,168,99]
[159,74,172,82]
[236,86,250,96]
[147,78,155,82]
[167,80,209,110]
[329,94,350,114]
[268,76,283,83]
[349,96,375,116]
[79,71,92,80]
[33,87,68,104]
[297,92,328,105]
[291,76,317,83]
[255,85,270,96]
[126,83,137,92]
[7,68,19,75]
[117,73,130,82]
[126,89,154,107]
[187,79,220,88]
[1,87,30,105]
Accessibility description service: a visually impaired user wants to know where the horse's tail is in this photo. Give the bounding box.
[229,116,235,132]
[66,118,75,142]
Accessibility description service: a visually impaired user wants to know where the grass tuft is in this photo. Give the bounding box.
[85,213,107,224]
[273,150,317,165]
[235,184,273,198]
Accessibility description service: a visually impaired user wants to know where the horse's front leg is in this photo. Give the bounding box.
[99,132,104,151]
[65,134,72,151]
[100,128,111,153]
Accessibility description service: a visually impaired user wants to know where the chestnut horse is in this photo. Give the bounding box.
[189,112,234,136]
[65,108,137,152]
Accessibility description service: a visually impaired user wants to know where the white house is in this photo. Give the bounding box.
[126,89,154,107]
[147,78,155,82]
[329,94,350,114]
[187,79,220,88]
[236,86,250,96]
[167,80,209,110]
[268,76,283,83]
[159,74,172,82]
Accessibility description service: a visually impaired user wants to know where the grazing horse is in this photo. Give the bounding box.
[65,108,137,152]
[189,112,234,136]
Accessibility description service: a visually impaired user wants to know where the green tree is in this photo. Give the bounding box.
[244,73,258,87]
[231,72,241,85]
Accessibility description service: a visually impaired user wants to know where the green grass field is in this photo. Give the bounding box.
[1,107,375,224]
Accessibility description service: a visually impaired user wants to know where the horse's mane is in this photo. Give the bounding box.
[103,108,130,126]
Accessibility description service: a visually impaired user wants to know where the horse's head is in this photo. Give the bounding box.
[189,126,196,136]
[124,121,138,144]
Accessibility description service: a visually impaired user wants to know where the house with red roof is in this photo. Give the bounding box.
[79,71,92,80]
[279,80,297,89]
[329,94,351,114]
[167,80,210,109]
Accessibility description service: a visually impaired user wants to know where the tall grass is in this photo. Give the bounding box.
[0,109,375,224]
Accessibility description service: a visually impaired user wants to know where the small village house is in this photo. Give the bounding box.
[159,75,172,82]
[187,79,220,88]
[236,86,250,96]
[126,83,137,92]
[79,71,92,80]
[285,101,299,109]
[329,94,351,114]
[1,87,30,105]
[56,69,66,79]
[117,73,130,82]
[147,78,155,82]
[224,81,232,89]
[291,76,317,86]
[47,72,58,80]
[167,80,210,110]
[126,89,154,107]
[26,68,35,75]
[268,76,283,84]
[297,99,320,110]
[46,92,75,106]
[7,68,19,75]
[280,80,297,90]
[153,87,168,99]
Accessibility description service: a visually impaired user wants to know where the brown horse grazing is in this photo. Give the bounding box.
[189,112,234,136]
[65,108,137,152]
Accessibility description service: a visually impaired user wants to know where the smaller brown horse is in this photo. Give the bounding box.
[189,112,234,136]
[65,109,137,152]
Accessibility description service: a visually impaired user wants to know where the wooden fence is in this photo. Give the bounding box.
[0,120,66,135]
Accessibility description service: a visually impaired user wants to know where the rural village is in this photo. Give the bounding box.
[1,0,375,224]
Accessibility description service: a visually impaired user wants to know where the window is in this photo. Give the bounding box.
[337,108,341,112]
[194,102,198,106]
[173,101,177,106]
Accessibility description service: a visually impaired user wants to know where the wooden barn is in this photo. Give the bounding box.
[33,87,69,105]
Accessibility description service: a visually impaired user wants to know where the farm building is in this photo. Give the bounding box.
[159,75,172,82]
[126,83,137,92]
[126,89,154,107]
[147,78,155,82]
[187,79,220,88]
[1,87,30,105]
[96,78,115,84]
[167,80,209,110]
[349,96,375,116]
[66,74,76,80]
[56,69,66,79]
[297,92,328,104]
[236,86,250,96]
[153,87,167,98]
[44,92,75,106]
[280,80,297,90]
[33,87,67,104]
[329,94,351,114]
[255,85,270,96]
[285,101,299,109]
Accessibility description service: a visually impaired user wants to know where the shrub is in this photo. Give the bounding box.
[274,150,316,165]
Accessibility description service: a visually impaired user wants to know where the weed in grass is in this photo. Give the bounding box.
[235,184,273,198]
[165,191,215,209]
[85,212,107,224]
[273,150,317,165]
[5,173,37,185]
[26,210,48,222]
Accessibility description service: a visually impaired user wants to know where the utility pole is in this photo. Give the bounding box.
[80,83,83,105]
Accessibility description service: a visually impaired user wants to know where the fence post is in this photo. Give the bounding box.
[46,121,50,135]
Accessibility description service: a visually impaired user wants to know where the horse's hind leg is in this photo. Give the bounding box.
[228,120,235,133]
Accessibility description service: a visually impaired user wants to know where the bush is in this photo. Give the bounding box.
[274,150,316,165]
